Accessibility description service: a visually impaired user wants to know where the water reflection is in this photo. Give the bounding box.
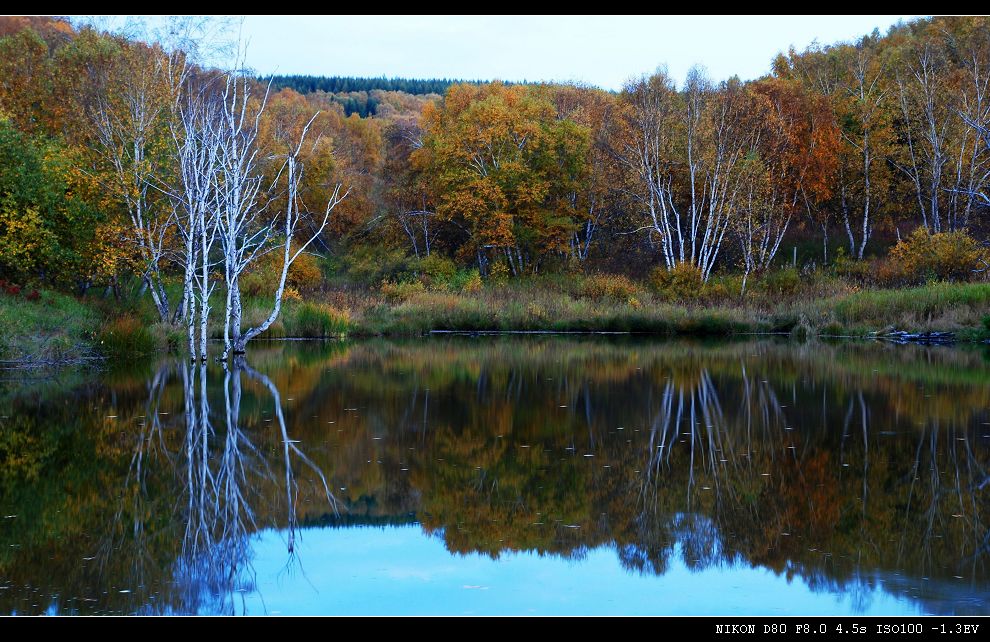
[167,359,337,615]
[0,338,988,614]
[0,357,337,614]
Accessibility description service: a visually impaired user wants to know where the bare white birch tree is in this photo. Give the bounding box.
[840,45,889,260]
[214,71,348,359]
[170,74,223,361]
[952,30,990,228]
[737,167,781,295]
[893,28,990,234]
[620,69,684,271]
[621,68,751,280]
[962,112,990,207]
[894,42,953,233]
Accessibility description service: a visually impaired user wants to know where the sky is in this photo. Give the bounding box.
[231,15,923,90]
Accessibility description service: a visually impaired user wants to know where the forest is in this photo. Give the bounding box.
[2,15,990,363]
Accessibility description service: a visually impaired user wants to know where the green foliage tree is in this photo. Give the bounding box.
[0,119,103,286]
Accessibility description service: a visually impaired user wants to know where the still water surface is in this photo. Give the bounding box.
[1,337,988,615]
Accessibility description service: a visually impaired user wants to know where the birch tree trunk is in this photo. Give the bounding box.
[170,75,222,360]
[214,71,348,359]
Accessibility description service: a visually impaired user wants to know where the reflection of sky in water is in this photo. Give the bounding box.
[231,526,923,616]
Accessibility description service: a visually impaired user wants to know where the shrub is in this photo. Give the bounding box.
[831,247,875,283]
[287,252,322,291]
[341,246,415,285]
[151,323,184,354]
[458,269,483,293]
[650,263,704,301]
[882,228,987,285]
[239,251,323,297]
[417,254,457,285]
[756,267,802,297]
[820,321,845,336]
[425,257,482,293]
[487,260,510,284]
[704,275,740,301]
[581,273,640,301]
[380,279,425,302]
[769,314,799,332]
[526,301,548,321]
[238,270,269,298]
[282,286,302,302]
[790,315,813,340]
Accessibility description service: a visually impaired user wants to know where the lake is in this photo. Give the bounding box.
[1,337,988,615]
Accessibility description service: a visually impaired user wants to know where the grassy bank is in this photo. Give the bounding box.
[3,278,989,368]
[0,288,353,367]
[0,289,103,365]
[343,277,990,340]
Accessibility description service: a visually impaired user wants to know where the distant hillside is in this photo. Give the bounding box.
[263,76,498,117]
[266,75,487,97]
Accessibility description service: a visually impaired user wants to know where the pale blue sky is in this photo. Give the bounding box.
[234,15,922,89]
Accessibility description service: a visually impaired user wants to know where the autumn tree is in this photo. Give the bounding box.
[737,76,839,282]
[72,27,186,321]
[834,38,896,259]
[551,84,628,262]
[379,113,438,257]
[417,82,589,275]
[0,119,104,286]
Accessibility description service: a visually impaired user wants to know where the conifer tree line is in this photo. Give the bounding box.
[1,16,989,353]
[268,75,478,96]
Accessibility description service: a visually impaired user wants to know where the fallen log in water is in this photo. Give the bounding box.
[872,329,957,345]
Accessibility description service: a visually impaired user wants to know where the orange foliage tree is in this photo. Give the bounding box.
[416,82,589,275]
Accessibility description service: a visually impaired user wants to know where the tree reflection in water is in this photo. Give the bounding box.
[0,338,987,614]
[116,359,337,615]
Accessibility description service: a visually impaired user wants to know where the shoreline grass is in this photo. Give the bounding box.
[0,289,102,366]
[342,279,990,341]
[3,279,988,369]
